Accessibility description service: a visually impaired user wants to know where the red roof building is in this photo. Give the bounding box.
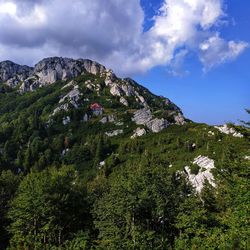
[90,103,103,110]
[90,103,103,116]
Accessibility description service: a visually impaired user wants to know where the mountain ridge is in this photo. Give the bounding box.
[0,57,185,133]
[0,57,249,250]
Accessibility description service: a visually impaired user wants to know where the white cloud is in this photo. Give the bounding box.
[168,49,190,77]
[0,0,248,76]
[199,34,249,71]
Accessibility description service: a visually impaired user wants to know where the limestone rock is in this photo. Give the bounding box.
[19,77,40,93]
[52,103,69,116]
[121,83,134,96]
[132,109,152,125]
[208,131,215,136]
[131,128,147,139]
[62,116,71,125]
[104,69,116,86]
[34,57,106,85]
[132,109,169,133]
[215,124,243,138]
[105,129,123,137]
[59,87,81,108]
[174,113,185,125]
[83,113,89,122]
[120,97,129,106]
[0,61,32,86]
[146,118,168,133]
[134,91,148,107]
[100,115,115,124]
[110,83,122,96]
[61,80,76,89]
[184,155,216,193]
[244,156,250,160]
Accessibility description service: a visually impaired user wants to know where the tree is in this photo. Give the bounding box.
[93,163,189,249]
[7,166,90,249]
[241,109,250,127]
[0,171,20,249]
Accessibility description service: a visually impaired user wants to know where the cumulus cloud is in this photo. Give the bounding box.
[0,0,248,75]
[199,34,249,71]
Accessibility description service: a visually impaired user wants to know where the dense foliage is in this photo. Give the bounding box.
[0,75,249,249]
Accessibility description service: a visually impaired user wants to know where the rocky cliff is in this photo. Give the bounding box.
[0,57,186,133]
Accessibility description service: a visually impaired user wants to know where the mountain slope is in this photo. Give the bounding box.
[0,57,249,249]
[0,57,185,133]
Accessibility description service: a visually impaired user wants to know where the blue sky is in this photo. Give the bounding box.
[135,0,250,125]
[0,0,249,125]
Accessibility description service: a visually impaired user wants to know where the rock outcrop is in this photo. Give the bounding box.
[0,61,32,87]
[100,115,115,124]
[131,128,147,139]
[34,57,106,85]
[132,109,153,125]
[0,57,106,91]
[132,109,169,133]
[62,116,71,125]
[184,155,216,193]
[215,124,243,138]
[59,85,82,108]
[146,118,169,133]
[105,129,123,137]
[0,57,186,133]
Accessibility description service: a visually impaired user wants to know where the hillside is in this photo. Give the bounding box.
[0,58,249,249]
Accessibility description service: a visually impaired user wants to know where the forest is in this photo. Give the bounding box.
[0,75,249,250]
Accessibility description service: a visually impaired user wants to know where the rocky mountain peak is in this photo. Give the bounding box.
[0,60,32,85]
[0,57,107,90]
[34,57,106,84]
[0,57,186,132]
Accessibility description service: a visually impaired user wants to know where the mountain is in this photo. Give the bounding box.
[0,57,185,133]
[0,57,249,249]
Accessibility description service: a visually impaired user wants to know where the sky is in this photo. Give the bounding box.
[0,0,249,124]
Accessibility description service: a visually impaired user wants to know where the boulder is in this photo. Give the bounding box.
[62,116,71,125]
[132,109,152,125]
[83,113,89,122]
[105,129,123,137]
[131,128,147,139]
[174,113,185,125]
[146,118,168,133]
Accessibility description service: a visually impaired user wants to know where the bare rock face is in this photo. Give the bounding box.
[100,115,115,124]
[0,57,186,133]
[105,129,123,137]
[131,128,147,139]
[132,109,152,125]
[215,124,243,138]
[184,155,216,193]
[174,113,185,125]
[59,86,82,108]
[0,57,106,91]
[146,118,168,133]
[34,57,106,85]
[132,109,168,132]
[52,103,69,116]
[121,82,135,96]
[120,97,129,106]
[110,83,122,96]
[0,61,32,87]
[62,116,71,125]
